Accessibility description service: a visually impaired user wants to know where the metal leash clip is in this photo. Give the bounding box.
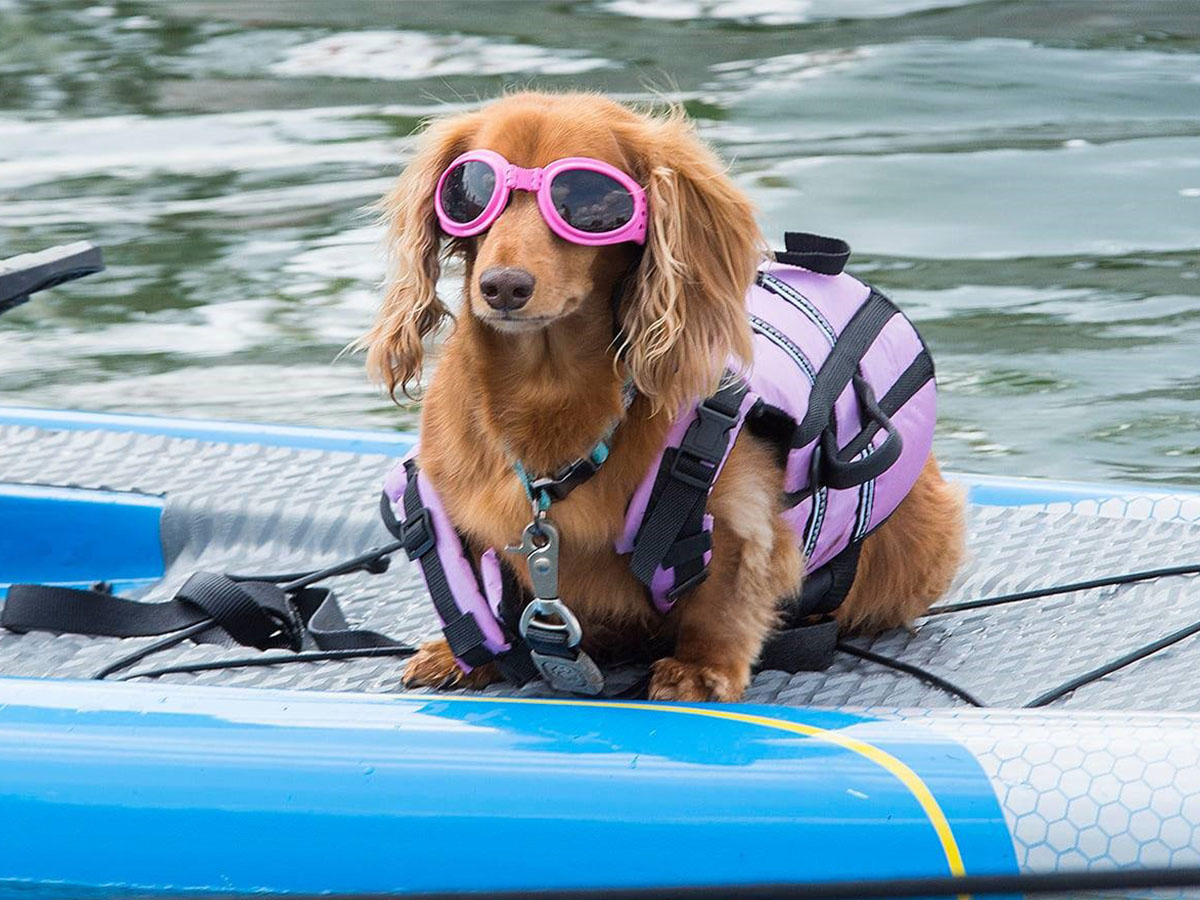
[507,516,605,696]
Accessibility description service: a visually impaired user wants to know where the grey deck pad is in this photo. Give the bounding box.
[3,422,1200,711]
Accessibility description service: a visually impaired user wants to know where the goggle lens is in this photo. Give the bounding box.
[549,169,636,234]
[440,159,497,225]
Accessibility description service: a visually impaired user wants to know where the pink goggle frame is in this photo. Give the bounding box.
[434,149,648,247]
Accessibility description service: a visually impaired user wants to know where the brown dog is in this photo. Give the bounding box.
[364,92,964,702]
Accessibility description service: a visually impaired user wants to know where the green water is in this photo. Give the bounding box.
[1,0,1198,484]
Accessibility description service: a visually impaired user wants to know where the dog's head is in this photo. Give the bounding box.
[365,92,761,414]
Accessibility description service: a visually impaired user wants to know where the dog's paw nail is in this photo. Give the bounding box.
[401,639,465,689]
[648,657,746,703]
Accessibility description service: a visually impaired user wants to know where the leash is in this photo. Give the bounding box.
[502,378,638,695]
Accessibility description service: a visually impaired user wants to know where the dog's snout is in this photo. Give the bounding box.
[479,267,535,311]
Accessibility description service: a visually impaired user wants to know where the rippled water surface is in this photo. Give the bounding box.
[2,1,1198,484]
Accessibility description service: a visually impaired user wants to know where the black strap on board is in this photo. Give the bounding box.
[758,541,864,673]
[759,617,840,673]
[2,572,405,653]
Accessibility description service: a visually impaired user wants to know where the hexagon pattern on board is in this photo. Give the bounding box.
[1041,492,1200,524]
[907,709,1200,871]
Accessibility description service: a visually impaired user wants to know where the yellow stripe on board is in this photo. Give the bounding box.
[423,694,968,885]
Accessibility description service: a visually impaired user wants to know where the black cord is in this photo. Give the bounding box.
[279,540,403,592]
[117,645,417,681]
[90,541,407,681]
[869,560,1200,708]
[92,619,217,680]
[225,541,405,588]
[926,561,1200,616]
[836,641,985,707]
[1025,617,1200,707]
[226,570,316,584]
[93,545,1200,705]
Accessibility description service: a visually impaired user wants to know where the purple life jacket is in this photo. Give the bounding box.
[382,233,936,683]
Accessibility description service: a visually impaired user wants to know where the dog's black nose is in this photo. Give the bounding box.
[479,267,535,311]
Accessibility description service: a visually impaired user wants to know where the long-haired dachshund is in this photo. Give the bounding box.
[364,91,964,702]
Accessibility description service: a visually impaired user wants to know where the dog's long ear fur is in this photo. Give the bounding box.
[618,109,761,415]
[363,113,479,399]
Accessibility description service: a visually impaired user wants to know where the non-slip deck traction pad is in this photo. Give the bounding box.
[4,421,1200,711]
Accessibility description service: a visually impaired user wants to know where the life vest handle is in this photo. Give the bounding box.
[817,374,904,491]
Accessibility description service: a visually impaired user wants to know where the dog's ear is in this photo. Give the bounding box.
[618,110,761,415]
[363,112,479,400]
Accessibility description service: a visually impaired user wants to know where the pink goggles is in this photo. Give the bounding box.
[434,149,648,246]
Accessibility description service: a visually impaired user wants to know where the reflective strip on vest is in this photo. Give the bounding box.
[620,261,935,589]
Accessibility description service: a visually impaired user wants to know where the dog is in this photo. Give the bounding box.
[363,91,965,702]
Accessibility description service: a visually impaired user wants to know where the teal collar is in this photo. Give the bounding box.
[510,380,637,512]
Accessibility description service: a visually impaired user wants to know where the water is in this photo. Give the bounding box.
[1,0,1198,485]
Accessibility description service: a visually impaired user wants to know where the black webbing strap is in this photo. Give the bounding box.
[382,469,536,683]
[759,617,839,673]
[3,573,298,650]
[774,232,851,276]
[661,531,712,569]
[817,375,904,491]
[782,290,898,548]
[387,471,493,670]
[2,573,406,653]
[791,541,863,620]
[489,561,539,684]
[838,350,934,461]
[662,500,709,602]
[3,582,209,639]
[792,290,898,449]
[289,587,408,651]
[758,541,864,673]
[521,622,576,660]
[628,381,747,591]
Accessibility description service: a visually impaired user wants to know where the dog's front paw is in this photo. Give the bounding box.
[402,639,500,690]
[648,657,748,703]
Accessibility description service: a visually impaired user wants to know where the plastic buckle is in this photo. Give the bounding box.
[269,604,305,653]
[401,508,435,560]
[686,401,740,460]
[530,455,601,503]
[669,401,739,490]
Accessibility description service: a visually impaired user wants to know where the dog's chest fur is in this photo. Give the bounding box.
[418,385,675,644]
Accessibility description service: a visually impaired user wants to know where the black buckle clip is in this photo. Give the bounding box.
[530,454,602,503]
[401,508,435,560]
[669,401,739,490]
